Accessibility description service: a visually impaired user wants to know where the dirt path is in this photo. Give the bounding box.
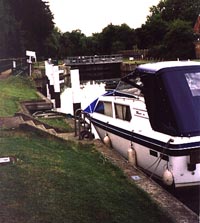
[0,69,12,79]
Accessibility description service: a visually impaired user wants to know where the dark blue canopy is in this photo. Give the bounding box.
[141,65,200,136]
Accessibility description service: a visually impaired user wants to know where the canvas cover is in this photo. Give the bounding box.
[141,66,200,136]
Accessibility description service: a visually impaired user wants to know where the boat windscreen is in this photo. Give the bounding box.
[116,74,143,96]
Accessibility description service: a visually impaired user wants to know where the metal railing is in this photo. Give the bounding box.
[0,58,28,75]
[64,54,123,66]
[0,59,13,73]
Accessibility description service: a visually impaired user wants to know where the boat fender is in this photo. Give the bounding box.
[162,169,174,186]
[103,134,111,148]
[127,148,136,166]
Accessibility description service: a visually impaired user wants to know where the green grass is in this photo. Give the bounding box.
[122,59,155,64]
[0,76,39,116]
[0,130,173,223]
[38,117,73,132]
[0,75,174,222]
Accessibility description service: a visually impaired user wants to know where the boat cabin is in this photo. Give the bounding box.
[124,61,200,137]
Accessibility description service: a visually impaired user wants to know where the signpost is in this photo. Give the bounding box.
[26,50,37,76]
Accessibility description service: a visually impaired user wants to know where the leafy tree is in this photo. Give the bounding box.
[97,23,136,54]
[99,23,116,54]
[163,19,195,59]
[82,35,100,55]
[59,30,87,57]
[152,0,200,24]
[114,23,136,50]
[0,0,54,58]
[142,0,199,59]
[11,0,54,56]
[136,14,168,49]
[0,0,23,58]
[45,27,62,58]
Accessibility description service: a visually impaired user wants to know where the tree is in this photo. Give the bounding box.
[59,30,87,57]
[0,0,23,58]
[141,0,199,59]
[163,19,195,59]
[99,23,116,54]
[98,23,136,54]
[11,0,54,56]
[114,23,136,50]
[136,14,168,49]
[0,0,54,58]
[45,27,62,58]
[159,0,199,24]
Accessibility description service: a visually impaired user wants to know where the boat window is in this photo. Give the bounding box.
[114,103,132,121]
[116,77,143,96]
[185,72,200,96]
[94,101,113,117]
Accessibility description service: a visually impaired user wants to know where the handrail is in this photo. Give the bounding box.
[0,58,27,74]
[64,54,122,66]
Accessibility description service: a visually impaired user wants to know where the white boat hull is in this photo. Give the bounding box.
[92,120,200,188]
[85,61,200,188]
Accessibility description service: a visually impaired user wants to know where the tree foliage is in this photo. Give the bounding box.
[0,0,54,58]
[163,20,195,59]
[0,0,199,60]
[150,0,200,24]
[57,24,136,58]
[0,1,22,58]
[52,0,199,60]
[141,0,199,59]
[98,23,136,54]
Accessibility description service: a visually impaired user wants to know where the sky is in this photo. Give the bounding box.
[48,0,160,36]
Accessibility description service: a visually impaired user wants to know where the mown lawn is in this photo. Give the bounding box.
[0,130,174,223]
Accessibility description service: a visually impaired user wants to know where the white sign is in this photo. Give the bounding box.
[0,157,10,164]
[26,50,37,61]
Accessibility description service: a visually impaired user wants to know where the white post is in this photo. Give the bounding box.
[53,65,60,93]
[71,69,81,103]
[71,69,81,115]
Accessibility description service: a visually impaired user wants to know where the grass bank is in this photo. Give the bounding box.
[37,116,73,132]
[0,75,174,222]
[0,130,173,223]
[0,76,39,116]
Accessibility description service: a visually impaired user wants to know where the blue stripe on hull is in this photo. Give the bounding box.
[90,117,200,156]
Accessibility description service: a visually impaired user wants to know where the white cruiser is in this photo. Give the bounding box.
[84,61,200,187]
